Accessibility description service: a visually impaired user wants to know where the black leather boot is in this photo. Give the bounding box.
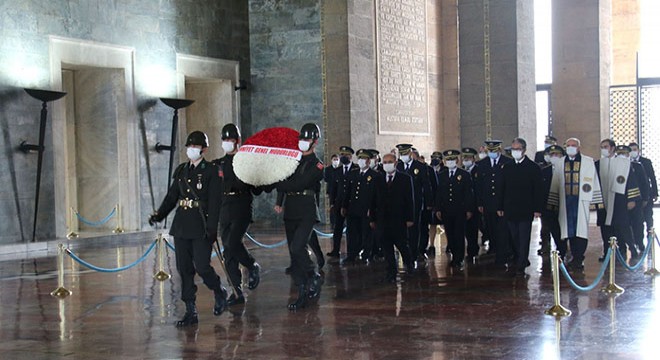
[307,272,323,299]
[176,301,198,327]
[248,263,261,290]
[213,286,228,316]
[288,284,308,310]
[227,287,245,306]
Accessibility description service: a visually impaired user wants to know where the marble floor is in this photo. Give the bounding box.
[1,212,659,360]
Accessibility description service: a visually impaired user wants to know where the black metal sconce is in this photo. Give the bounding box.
[23,88,67,242]
[234,80,247,91]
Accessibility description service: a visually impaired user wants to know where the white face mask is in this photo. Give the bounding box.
[616,154,629,159]
[543,155,551,163]
[511,150,523,161]
[298,140,311,152]
[222,141,235,153]
[445,160,457,169]
[600,148,611,158]
[630,150,639,159]
[478,152,487,160]
[369,160,377,169]
[400,155,411,163]
[331,159,340,168]
[565,146,578,156]
[383,163,396,174]
[358,159,369,170]
[186,147,202,162]
[463,160,473,168]
[544,143,552,149]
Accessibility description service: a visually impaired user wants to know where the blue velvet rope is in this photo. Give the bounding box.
[244,233,287,249]
[559,248,611,292]
[66,240,157,273]
[75,207,116,226]
[313,227,345,238]
[614,233,653,271]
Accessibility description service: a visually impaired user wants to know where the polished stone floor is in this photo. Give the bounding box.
[1,212,659,359]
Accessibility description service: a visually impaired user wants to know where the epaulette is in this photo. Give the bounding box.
[172,163,187,178]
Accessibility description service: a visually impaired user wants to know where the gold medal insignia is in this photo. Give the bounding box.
[414,168,419,175]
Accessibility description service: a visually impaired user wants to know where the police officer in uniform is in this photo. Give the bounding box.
[341,149,379,263]
[327,146,359,258]
[149,131,227,326]
[213,124,261,306]
[535,135,557,164]
[274,123,325,310]
[461,147,481,259]
[434,150,474,269]
[427,151,444,257]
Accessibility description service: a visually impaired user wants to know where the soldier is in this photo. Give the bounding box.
[324,153,339,227]
[630,142,657,239]
[367,149,384,259]
[434,150,474,269]
[274,123,324,310]
[474,140,513,266]
[461,147,481,259]
[327,146,358,258]
[614,145,648,259]
[540,145,566,259]
[149,131,227,327]
[341,149,379,263]
[427,151,444,257]
[368,149,383,173]
[213,124,261,306]
[535,135,557,164]
[396,143,432,268]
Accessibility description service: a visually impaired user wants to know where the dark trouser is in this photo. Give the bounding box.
[507,219,533,271]
[479,211,490,245]
[331,207,346,254]
[346,215,370,259]
[465,211,480,257]
[408,209,422,259]
[444,212,466,262]
[541,212,565,256]
[220,218,256,288]
[644,200,654,230]
[371,225,383,257]
[613,224,636,258]
[419,209,431,254]
[174,236,221,302]
[484,211,511,264]
[382,223,412,277]
[600,225,613,256]
[285,219,317,286]
[630,207,647,252]
[309,231,323,260]
[569,237,588,264]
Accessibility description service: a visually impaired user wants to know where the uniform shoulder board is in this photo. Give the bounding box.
[316,162,324,170]
[173,163,187,178]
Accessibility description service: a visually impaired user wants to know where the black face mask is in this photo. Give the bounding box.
[340,156,351,165]
[430,159,440,167]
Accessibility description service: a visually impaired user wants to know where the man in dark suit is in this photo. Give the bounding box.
[474,140,513,265]
[461,147,480,259]
[618,145,649,257]
[149,131,227,326]
[370,153,415,283]
[427,151,443,257]
[630,142,657,236]
[396,143,432,267]
[498,138,544,276]
[540,145,566,259]
[534,135,557,164]
[434,150,474,269]
[324,153,339,227]
[327,146,359,258]
[342,149,379,263]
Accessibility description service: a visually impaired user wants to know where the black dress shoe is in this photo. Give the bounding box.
[326,251,340,258]
[176,301,198,327]
[288,284,308,310]
[454,261,464,270]
[598,255,606,262]
[308,273,323,299]
[227,292,246,306]
[248,263,261,290]
[213,287,228,316]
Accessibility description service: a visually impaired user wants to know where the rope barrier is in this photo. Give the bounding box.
[244,233,287,249]
[65,240,157,273]
[74,206,117,227]
[614,234,653,271]
[313,227,345,238]
[558,248,611,292]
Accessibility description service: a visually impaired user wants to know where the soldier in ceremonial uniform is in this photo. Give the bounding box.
[535,135,557,164]
[461,147,481,259]
[396,143,432,268]
[434,150,474,269]
[427,151,444,257]
[327,146,359,258]
[149,131,227,326]
[341,149,379,263]
[474,140,513,266]
[213,124,261,306]
[274,123,324,310]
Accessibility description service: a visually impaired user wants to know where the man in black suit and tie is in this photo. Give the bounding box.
[370,153,415,283]
[474,140,513,265]
[498,138,544,276]
[396,143,432,268]
[427,151,444,257]
[630,142,657,236]
[434,150,474,269]
[327,146,359,258]
[461,147,481,259]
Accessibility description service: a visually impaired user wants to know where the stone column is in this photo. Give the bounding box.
[552,0,612,157]
[612,0,640,85]
[459,0,536,149]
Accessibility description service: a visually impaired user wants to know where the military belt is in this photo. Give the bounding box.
[287,190,315,196]
[178,199,203,209]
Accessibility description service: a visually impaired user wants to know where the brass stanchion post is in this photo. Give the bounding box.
[153,234,171,281]
[113,203,124,233]
[601,237,624,294]
[66,207,78,239]
[50,244,72,298]
[645,228,659,276]
[545,250,572,317]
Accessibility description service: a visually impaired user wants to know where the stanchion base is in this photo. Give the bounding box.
[544,304,572,317]
[601,283,625,294]
[154,271,171,281]
[112,227,124,234]
[644,268,660,276]
[50,287,72,299]
[66,232,78,239]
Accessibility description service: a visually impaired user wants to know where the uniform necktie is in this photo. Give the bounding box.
[344,166,349,175]
[189,163,195,171]
[387,174,393,184]
[450,170,454,178]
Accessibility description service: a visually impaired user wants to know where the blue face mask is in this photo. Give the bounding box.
[488,151,498,160]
